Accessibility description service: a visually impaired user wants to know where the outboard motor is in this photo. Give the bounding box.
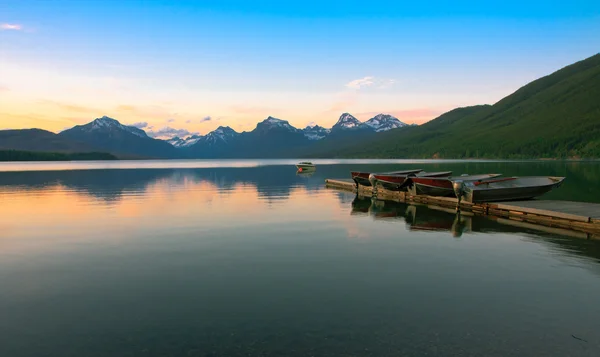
[452,179,464,211]
[368,173,377,187]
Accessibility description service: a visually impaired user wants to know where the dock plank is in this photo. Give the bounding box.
[493,200,600,221]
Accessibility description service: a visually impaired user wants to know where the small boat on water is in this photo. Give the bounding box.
[373,171,453,191]
[296,162,316,171]
[453,176,566,203]
[351,168,423,187]
[408,173,503,197]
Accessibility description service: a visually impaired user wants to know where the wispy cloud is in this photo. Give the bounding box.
[167,118,175,123]
[146,126,199,139]
[1,23,23,31]
[200,116,211,123]
[378,79,397,89]
[326,91,359,113]
[40,100,101,114]
[130,122,149,129]
[345,76,397,90]
[346,76,374,90]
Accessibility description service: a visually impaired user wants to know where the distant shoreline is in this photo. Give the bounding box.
[0,151,598,163]
[0,150,118,162]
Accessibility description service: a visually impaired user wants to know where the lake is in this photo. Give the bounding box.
[1,159,600,356]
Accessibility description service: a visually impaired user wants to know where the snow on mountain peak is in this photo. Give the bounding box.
[365,114,407,132]
[302,124,331,140]
[212,126,237,136]
[332,113,365,130]
[88,116,148,137]
[257,116,300,132]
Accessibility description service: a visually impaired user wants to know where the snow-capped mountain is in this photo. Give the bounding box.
[364,114,407,132]
[167,135,202,148]
[201,126,239,146]
[54,112,413,159]
[254,116,301,134]
[83,116,148,138]
[302,125,331,140]
[331,113,366,131]
[59,116,180,158]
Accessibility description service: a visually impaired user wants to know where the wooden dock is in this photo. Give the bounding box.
[325,178,600,236]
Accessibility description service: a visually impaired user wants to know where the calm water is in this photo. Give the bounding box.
[1,159,600,357]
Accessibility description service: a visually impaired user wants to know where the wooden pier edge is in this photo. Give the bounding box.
[325,178,600,235]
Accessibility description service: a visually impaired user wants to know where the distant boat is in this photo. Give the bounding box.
[453,176,566,203]
[373,171,453,192]
[296,161,316,171]
[351,168,423,187]
[408,174,503,197]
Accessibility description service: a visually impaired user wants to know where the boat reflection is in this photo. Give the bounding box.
[350,194,599,241]
[351,194,470,237]
[296,169,316,177]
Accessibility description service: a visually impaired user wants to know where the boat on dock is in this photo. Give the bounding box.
[351,168,423,187]
[453,176,566,203]
[408,173,503,197]
[296,162,316,171]
[373,171,453,192]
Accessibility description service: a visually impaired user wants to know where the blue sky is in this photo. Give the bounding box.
[1,0,599,136]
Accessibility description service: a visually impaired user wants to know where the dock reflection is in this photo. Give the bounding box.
[351,195,470,237]
[351,194,600,242]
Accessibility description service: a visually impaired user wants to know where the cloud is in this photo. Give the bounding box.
[345,76,397,90]
[0,85,8,92]
[378,79,397,89]
[185,120,191,124]
[1,23,23,31]
[346,76,374,89]
[167,118,175,123]
[200,116,211,122]
[326,91,359,113]
[130,122,149,129]
[39,100,101,114]
[146,126,199,139]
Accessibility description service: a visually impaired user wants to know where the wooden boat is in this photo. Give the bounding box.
[454,176,566,203]
[372,171,453,191]
[351,168,423,187]
[296,162,315,171]
[408,173,503,197]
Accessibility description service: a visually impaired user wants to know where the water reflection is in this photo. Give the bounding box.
[0,166,330,204]
[2,165,600,356]
[351,195,470,237]
[351,194,600,264]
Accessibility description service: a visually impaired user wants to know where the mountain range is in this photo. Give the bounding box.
[0,112,408,159]
[1,53,598,160]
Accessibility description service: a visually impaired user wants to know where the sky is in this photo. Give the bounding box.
[1,0,599,138]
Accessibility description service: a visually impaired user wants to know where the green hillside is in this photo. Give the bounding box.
[310,53,600,159]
